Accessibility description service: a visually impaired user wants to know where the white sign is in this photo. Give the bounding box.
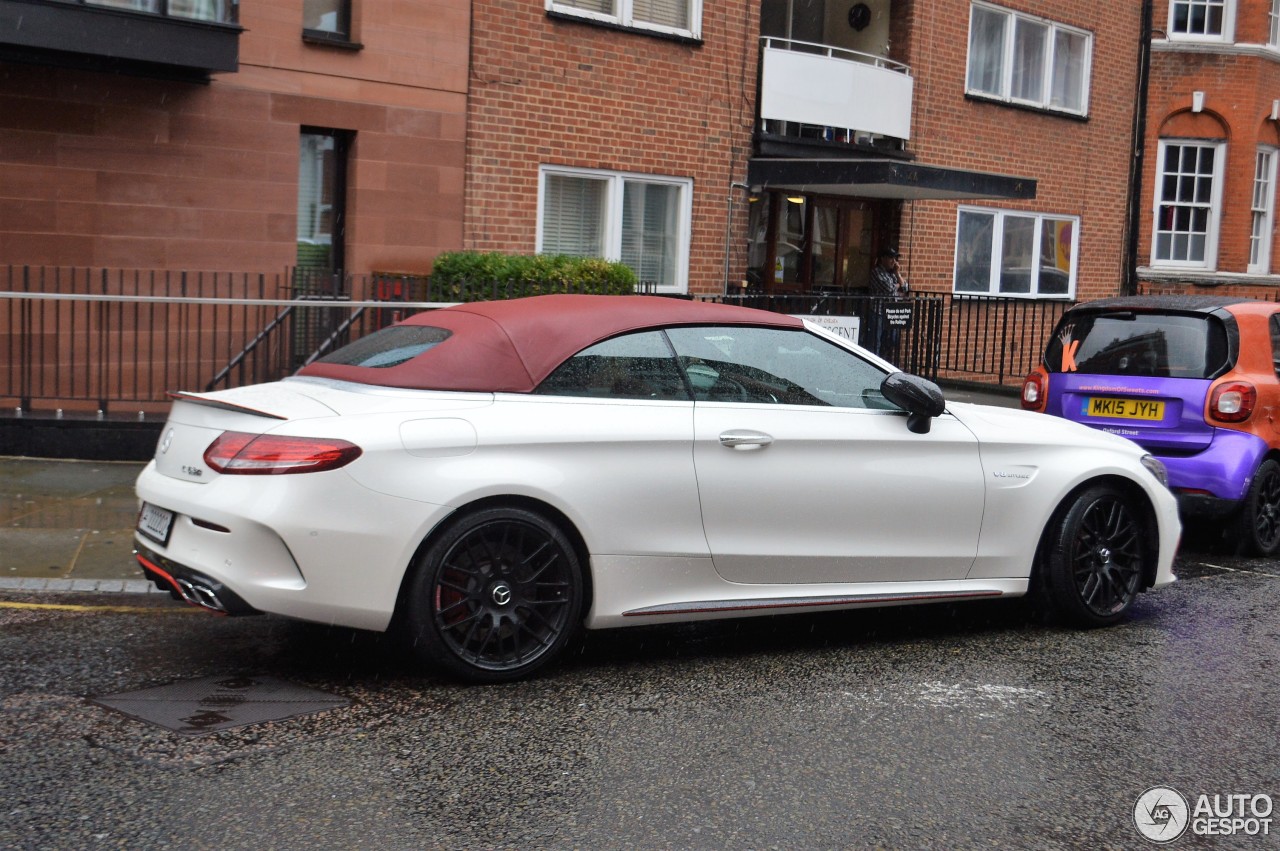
[795,314,860,343]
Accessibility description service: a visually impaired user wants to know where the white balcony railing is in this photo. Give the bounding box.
[759,37,912,143]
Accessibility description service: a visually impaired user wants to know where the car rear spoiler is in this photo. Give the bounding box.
[166,391,289,420]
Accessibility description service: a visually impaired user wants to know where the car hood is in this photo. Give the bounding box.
[946,401,1146,456]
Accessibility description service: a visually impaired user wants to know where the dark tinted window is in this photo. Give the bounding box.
[316,326,452,368]
[535,331,690,400]
[1045,312,1229,378]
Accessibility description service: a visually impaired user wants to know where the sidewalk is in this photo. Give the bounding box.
[0,457,158,594]
[0,381,1021,595]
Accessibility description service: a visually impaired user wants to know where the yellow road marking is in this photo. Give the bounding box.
[0,600,195,614]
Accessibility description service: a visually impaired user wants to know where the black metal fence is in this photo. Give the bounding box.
[2,265,1072,418]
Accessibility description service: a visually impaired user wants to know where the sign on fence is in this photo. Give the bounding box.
[794,314,860,342]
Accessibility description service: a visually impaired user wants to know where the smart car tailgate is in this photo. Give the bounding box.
[1049,374,1214,452]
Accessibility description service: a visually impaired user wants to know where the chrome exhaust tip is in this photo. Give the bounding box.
[174,577,228,613]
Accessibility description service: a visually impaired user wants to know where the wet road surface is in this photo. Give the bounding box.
[0,544,1277,850]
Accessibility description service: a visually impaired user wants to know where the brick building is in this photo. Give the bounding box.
[1139,0,1280,296]
[0,0,467,279]
[734,0,1143,305]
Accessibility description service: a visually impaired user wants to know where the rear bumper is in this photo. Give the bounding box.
[1156,428,1269,503]
[135,541,260,615]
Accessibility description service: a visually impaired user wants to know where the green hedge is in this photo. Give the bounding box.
[429,252,637,300]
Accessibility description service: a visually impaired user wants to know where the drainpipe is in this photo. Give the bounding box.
[725,182,751,295]
[1124,0,1154,296]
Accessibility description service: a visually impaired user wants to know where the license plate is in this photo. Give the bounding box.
[1083,397,1165,421]
[137,502,174,546]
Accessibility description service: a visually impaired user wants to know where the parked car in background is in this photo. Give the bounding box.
[135,295,1179,682]
[1022,295,1280,555]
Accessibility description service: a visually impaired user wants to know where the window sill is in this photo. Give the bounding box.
[545,10,702,47]
[963,92,1089,123]
[302,30,363,51]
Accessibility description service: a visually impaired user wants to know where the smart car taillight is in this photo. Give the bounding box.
[1208,381,1256,424]
[1021,370,1047,411]
[204,431,363,475]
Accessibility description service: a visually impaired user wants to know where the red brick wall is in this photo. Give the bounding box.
[891,1,1141,304]
[1141,4,1280,285]
[465,1,760,294]
[0,0,469,277]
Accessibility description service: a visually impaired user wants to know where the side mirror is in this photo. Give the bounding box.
[880,372,945,434]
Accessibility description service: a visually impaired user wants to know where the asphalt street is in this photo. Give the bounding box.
[0,541,1276,850]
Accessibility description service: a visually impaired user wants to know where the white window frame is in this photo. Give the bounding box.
[1151,139,1226,270]
[545,0,702,40]
[952,206,1080,299]
[1250,147,1278,274]
[1271,0,1280,48]
[965,2,1092,117]
[1167,0,1235,43]
[537,165,693,294]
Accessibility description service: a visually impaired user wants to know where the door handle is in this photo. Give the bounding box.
[719,430,774,450]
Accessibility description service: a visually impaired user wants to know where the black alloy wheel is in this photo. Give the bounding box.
[1237,459,1280,557]
[404,507,583,683]
[1042,485,1147,627]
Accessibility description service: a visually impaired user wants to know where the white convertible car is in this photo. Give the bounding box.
[134,294,1180,681]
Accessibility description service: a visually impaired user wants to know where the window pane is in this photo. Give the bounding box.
[632,0,690,29]
[1047,313,1228,378]
[1050,29,1086,111]
[86,0,160,11]
[1154,142,1217,264]
[666,326,892,409]
[317,326,452,368]
[955,211,994,293]
[967,7,1007,96]
[998,215,1035,294]
[1171,0,1227,36]
[556,0,614,14]
[303,0,347,33]
[621,182,679,287]
[298,133,336,269]
[543,175,607,258]
[535,331,688,400]
[1038,219,1073,295]
[169,0,228,21]
[1011,19,1047,102]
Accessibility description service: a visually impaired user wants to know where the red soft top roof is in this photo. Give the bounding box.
[297,294,805,392]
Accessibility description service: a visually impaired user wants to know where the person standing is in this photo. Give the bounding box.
[867,247,908,355]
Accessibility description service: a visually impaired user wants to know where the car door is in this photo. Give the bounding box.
[665,325,985,585]
[523,329,705,558]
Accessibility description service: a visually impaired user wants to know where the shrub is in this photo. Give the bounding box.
[430,252,637,301]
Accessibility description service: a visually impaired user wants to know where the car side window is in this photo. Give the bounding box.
[534,330,691,401]
[1271,315,1280,378]
[664,326,896,409]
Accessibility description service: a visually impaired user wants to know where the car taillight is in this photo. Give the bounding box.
[1208,381,1257,424]
[204,431,363,475]
[1021,370,1047,411]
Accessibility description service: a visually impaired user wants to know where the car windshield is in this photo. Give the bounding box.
[1044,311,1229,379]
[315,326,452,368]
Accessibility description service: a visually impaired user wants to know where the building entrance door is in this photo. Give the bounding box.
[747,192,887,292]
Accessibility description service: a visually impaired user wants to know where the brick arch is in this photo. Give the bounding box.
[1158,109,1230,140]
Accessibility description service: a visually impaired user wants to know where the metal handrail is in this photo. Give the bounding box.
[759,37,911,76]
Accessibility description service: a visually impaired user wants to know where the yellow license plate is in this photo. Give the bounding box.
[1084,397,1165,421]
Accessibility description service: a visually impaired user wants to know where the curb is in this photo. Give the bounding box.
[0,577,163,595]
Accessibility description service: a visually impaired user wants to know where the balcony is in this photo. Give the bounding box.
[0,0,241,81]
[758,37,912,153]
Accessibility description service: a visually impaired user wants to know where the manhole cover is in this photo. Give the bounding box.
[92,674,350,735]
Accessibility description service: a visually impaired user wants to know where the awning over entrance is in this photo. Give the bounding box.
[747,158,1036,201]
